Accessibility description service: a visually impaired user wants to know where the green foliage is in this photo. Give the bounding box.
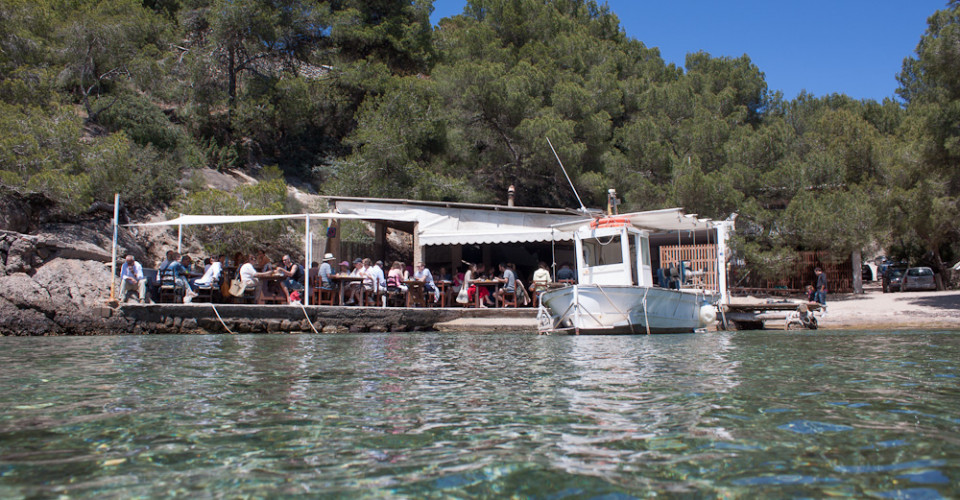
[894,1,960,269]
[3,0,958,278]
[174,166,303,254]
[95,92,191,152]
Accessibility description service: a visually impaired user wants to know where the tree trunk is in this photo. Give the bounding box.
[852,249,863,294]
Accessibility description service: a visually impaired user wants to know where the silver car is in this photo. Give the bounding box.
[901,267,937,292]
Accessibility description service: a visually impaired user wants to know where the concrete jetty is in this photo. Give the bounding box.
[112,303,537,334]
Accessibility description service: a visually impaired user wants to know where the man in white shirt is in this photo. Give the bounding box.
[369,260,386,292]
[318,253,335,289]
[119,254,147,303]
[194,255,224,287]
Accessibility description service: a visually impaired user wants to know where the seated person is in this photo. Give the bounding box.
[235,254,276,301]
[529,261,551,293]
[277,254,305,302]
[492,263,517,305]
[556,262,576,282]
[386,261,408,292]
[193,255,224,288]
[438,267,453,282]
[465,263,494,307]
[158,250,176,275]
[317,254,335,289]
[346,258,368,305]
[369,259,386,294]
[414,262,440,302]
[119,254,147,303]
[164,253,198,302]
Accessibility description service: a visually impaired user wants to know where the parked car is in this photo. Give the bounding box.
[861,263,875,281]
[901,267,937,292]
[882,267,905,293]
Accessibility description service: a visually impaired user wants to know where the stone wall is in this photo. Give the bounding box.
[113,304,535,335]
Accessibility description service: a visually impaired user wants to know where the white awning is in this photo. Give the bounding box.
[334,201,580,246]
[551,208,713,232]
[124,212,372,227]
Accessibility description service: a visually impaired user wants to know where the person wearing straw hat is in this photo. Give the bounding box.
[318,253,336,290]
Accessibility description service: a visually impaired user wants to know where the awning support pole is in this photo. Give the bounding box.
[304,215,310,306]
[551,228,557,281]
[110,193,119,302]
[177,214,183,254]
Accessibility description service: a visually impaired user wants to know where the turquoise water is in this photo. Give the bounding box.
[1,331,959,498]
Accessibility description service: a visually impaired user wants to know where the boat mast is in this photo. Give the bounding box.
[546,137,588,214]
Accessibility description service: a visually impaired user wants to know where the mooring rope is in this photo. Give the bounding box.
[210,303,236,335]
[298,301,320,334]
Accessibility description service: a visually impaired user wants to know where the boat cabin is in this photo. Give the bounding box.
[575,219,653,287]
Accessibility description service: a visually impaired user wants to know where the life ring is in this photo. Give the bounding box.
[589,216,630,229]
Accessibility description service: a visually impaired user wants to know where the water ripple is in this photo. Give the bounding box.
[0,331,958,497]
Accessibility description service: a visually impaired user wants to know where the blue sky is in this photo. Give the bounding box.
[430,0,948,102]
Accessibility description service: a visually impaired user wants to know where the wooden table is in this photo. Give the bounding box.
[470,279,501,308]
[436,280,453,307]
[330,275,364,305]
[257,274,287,304]
[403,280,426,307]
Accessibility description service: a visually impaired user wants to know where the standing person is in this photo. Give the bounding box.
[119,254,147,303]
[814,267,828,311]
[492,262,516,306]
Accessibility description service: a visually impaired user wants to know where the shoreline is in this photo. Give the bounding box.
[729,285,960,331]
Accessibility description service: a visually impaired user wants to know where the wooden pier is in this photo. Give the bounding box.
[720,301,822,331]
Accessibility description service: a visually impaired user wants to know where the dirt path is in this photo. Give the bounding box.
[729,285,960,330]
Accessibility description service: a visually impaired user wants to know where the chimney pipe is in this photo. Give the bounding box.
[507,185,516,207]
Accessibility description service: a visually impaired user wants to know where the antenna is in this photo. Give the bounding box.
[546,137,588,213]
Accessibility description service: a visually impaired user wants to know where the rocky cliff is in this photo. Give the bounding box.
[0,226,138,335]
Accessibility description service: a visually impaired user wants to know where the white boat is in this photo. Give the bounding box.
[537,215,718,334]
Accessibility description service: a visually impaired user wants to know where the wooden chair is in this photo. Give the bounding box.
[157,270,182,303]
[312,286,337,306]
[498,290,518,308]
[194,280,219,303]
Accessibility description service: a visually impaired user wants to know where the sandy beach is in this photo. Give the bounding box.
[731,284,960,330]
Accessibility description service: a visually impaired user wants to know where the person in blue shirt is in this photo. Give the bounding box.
[163,252,197,303]
[119,254,147,303]
[414,262,440,302]
[493,263,516,306]
[556,262,576,282]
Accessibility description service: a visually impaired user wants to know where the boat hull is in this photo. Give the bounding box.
[538,285,715,334]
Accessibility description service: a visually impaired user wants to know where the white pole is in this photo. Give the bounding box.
[304,215,310,306]
[715,219,734,305]
[110,193,119,302]
[177,217,182,254]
